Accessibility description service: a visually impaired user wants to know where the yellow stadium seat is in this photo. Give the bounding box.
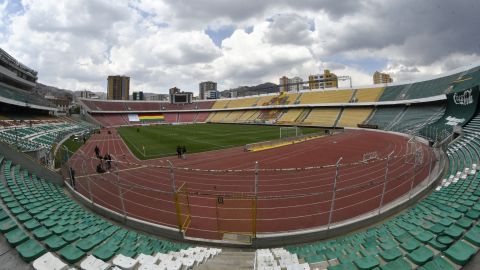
[208,111,229,122]
[225,97,258,108]
[211,99,230,109]
[298,90,353,104]
[337,108,373,127]
[237,110,260,122]
[221,111,244,122]
[355,87,384,102]
[277,109,304,123]
[302,108,340,126]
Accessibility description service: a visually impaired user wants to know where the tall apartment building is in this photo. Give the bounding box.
[279,76,289,92]
[373,71,393,84]
[279,76,304,92]
[308,70,338,90]
[199,81,218,100]
[107,75,130,100]
[132,91,144,101]
[289,77,303,92]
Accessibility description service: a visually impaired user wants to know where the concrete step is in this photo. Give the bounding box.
[194,251,255,270]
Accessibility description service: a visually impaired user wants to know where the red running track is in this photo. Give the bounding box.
[67,128,434,240]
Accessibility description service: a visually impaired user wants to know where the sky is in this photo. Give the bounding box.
[1,0,480,95]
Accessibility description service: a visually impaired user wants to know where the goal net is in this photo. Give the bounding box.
[280,126,302,139]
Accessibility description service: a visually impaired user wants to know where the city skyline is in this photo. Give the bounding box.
[0,0,479,94]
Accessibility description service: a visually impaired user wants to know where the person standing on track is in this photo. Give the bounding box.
[104,154,111,170]
[94,145,100,158]
[176,146,181,159]
[107,154,112,170]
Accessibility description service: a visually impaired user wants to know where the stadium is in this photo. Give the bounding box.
[0,4,480,270]
[1,45,480,270]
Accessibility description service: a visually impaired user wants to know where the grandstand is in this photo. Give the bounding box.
[3,48,480,269]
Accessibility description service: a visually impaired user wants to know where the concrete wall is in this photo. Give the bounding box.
[0,142,63,185]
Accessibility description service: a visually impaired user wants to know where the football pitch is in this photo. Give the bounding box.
[117,123,324,159]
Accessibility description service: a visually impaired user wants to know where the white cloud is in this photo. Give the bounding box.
[0,0,478,94]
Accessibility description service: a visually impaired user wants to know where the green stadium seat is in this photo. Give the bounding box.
[443,224,464,239]
[0,218,17,233]
[5,228,29,247]
[32,226,52,240]
[10,206,25,215]
[51,224,68,235]
[353,255,379,270]
[16,212,32,223]
[76,233,105,252]
[44,235,67,251]
[444,240,477,265]
[400,238,421,252]
[456,217,474,229]
[419,256,456,270]
[379,247,402,262]
[24,219,41,230]
[92,242,119,261]
[117,246,137,258]
[466,209,480,219]
[380,258,412,270]
[0,209,9,221]
[327,262,356,270]
[61,231,80,243]
[59,244,85,264]
[16,239,46,263]
[465,226,480,247]
[413,230,434,243]
[407,246,434,265]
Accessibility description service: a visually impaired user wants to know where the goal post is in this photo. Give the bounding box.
[405,136,424,166]
[280,126,302,139]
[174,182,192,233]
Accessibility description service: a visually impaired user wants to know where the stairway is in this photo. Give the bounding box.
[193,251,255,270]
[350,89,358,102]
[295,109,311,123]
[333,107,344,128]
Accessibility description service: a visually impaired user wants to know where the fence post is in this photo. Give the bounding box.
[116,160,127,219]
[328,157,342,229]
[409,157,416,199]
[379,151,394,214]
[167,160,176,193]
[59,145,65,170]
[253,161,259,238]
[427,149,434,186]
[82,159,94,205]
[254,161,259,196]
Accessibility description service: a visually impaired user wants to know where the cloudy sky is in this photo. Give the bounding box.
[1,0,479,95]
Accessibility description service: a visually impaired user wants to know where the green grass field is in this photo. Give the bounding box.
[117,123,324,160]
